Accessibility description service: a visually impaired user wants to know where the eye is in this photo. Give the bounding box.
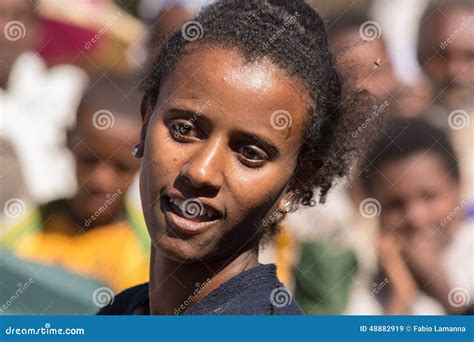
[169,121,197,140]
[236,146,268,167]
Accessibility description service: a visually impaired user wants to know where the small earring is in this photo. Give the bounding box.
[132,145,140,158]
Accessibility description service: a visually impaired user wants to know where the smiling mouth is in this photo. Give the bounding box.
[161,195,222,236]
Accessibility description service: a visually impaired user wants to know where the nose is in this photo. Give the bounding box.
[179,137,225,192]
[89,163,117,192]
[404,200,432,232]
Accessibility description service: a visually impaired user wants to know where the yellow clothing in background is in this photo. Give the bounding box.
[1,200,150,292]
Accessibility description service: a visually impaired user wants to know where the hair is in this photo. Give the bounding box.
[141,0,380,234]
[417,0,474,66]
[362,117,460,191]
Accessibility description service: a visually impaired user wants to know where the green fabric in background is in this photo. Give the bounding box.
[293,241,358,315]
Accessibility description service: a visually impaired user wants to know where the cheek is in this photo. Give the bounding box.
[225,165,292,224]
[381,208,405,230]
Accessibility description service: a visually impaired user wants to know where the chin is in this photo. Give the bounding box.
[153,236,212,263]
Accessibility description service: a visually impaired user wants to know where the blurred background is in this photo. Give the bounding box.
[0,0,472,315]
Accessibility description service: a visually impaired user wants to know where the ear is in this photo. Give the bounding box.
[136,94,154,158]
[278,159,323,212]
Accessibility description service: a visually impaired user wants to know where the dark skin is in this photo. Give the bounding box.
[0,0,39,88]
[371,152,465,314]
[64,109,140,233]
[137,45,313,315]
[422,6,474,108]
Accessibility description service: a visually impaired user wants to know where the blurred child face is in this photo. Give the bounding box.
[139,46,310,263]
[371,152,461,241]
[68,112,140,225]
[423,7,474,107]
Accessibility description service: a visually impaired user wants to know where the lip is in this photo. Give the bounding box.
[161,195,222,236]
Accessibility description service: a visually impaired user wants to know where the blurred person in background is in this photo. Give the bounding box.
[0,0,87,205]
[360,118,473,315]
[417,0,474,216]
[418,0,474,110]
[329,11,432,117]
[1,75,150,293]
[138,0,214,68]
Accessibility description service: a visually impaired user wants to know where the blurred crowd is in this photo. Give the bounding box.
[0,0,472,315]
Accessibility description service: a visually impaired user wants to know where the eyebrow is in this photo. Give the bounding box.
[237,132,280,159]
[167,108,280,158]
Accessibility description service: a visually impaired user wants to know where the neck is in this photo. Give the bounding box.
[148,247,259,315]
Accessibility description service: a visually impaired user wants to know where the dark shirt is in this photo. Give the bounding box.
[98,264,303,315]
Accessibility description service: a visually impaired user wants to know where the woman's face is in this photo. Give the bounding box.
[139,46,310,262]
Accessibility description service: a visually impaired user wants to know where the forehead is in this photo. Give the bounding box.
[433,7,474,48]
[373,153,452,197]
[156,45,311,142]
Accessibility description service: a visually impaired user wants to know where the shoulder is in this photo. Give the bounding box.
[97,283,149,315]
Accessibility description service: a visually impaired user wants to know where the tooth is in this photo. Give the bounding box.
[169,197,173,203]
[207,211,212,218]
